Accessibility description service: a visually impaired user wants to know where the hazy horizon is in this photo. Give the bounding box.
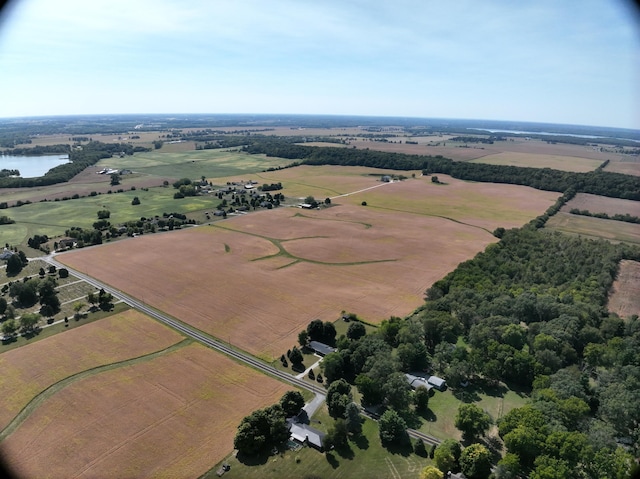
[0,0,638,129]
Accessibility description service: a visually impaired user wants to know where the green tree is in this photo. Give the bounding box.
[378,408,408,446]
[19,312,40,333]
[327,379,352,419]
[110,173,120,186]
[419,465,444,479]
[503,425,545,468]
[529,455,571,479]
[321,352,345,384]
[494,453,521,479]
[6,253,22,275]
[1,319,18,336]
[414,385,430,412]
[347,321,366,341]
[131,196,140,205]
[0,297,7,316]
[289,346,303,366]
[279,390,305,417]
[434,439,461,473]
[383,372,412,412]
[298,330,309,347]
[454,403,492,440]
[344,402,362,434]
[73,301,84,319]
[459,443,492,479]
[414,438,427,457]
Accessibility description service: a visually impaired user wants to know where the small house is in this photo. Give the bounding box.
[0,249,13,260]
[289,422,326,451]
[308,340,336,356]
[405,374,433,391]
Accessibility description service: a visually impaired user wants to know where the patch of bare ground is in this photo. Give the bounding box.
[608,260,640,319]
[562,193,640,217]
[0,310,184,430]
[2,343,291,479]
[58,205,495,359]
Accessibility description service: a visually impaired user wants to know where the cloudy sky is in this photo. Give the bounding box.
[0,0,638,129]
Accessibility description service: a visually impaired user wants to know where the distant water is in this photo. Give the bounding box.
[470,128,640,143]
[0,154,70,178]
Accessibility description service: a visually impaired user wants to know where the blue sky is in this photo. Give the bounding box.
[0,0,638,129]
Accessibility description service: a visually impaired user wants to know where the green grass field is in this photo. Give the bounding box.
[206,405,433,479]
[546,212,640,245]
[98,149,293,180]
[4,186,222,244]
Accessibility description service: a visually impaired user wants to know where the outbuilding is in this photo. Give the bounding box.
[427,375,446,390]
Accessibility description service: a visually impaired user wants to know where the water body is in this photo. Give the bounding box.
[470,128,640,143]
[0,154,70,178]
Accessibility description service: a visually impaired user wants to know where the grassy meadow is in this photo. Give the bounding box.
[545,212,640,245]
[469,151,602,172]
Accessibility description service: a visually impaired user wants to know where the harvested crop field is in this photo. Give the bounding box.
[2,343,291,479]
[562,193,640,217]
[604,160,640,177]
[546,212,640,245]
[0,310,183,431]
[59,203,497,359]
[469,151,601,172]
[608,260,640,319]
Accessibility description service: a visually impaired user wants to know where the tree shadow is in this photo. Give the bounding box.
[334,442,354,460]
[236,450,271,466]
[418,409,437,423]
[325,452,340,469]
[452,388,481,403]
[481,435,504,462]
[291,363,306,373]
[352,433,369,450]
[384,439,414,457]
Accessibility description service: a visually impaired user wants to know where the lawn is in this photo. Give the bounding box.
[206,406,433,479]
[419,382,529,441]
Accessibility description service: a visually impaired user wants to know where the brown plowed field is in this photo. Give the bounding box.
[2,343,291,479]
[562,193,640,217]
[0,310,183,430]
[58,193,537,359]
[608,260,640,319]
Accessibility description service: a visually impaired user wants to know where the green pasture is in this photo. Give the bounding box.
[545,212,640,245]
[4,186,222,245]
[98,149,293,180]
[206,406,432,479]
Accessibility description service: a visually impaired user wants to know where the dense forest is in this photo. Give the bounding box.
[313,226,639,478]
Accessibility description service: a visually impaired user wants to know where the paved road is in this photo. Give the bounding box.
[43,255,326,400]
[44,253,441,446]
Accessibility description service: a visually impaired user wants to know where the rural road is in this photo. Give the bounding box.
[42,237,441,447]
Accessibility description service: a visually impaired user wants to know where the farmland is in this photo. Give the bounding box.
[562,192,640,217]
[0,310,184,431]
[57,170,556,360]
[469,151,602,172]
[545,212,640,245]
[2,343,291,479]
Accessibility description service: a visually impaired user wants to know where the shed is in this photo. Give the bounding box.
[427,375,446,390]
[308,340,336,356]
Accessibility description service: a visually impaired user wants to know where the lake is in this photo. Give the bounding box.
[0,154,70,178]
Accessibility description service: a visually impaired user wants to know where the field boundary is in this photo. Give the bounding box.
[0,338,192,441]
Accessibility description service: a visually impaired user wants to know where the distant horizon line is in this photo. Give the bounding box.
[0,112,638,134]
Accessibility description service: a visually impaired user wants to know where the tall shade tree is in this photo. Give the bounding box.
[454,403,492,440]
[459,443,492,479]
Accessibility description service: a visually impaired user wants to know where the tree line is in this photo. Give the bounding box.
[242,139,640,200]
